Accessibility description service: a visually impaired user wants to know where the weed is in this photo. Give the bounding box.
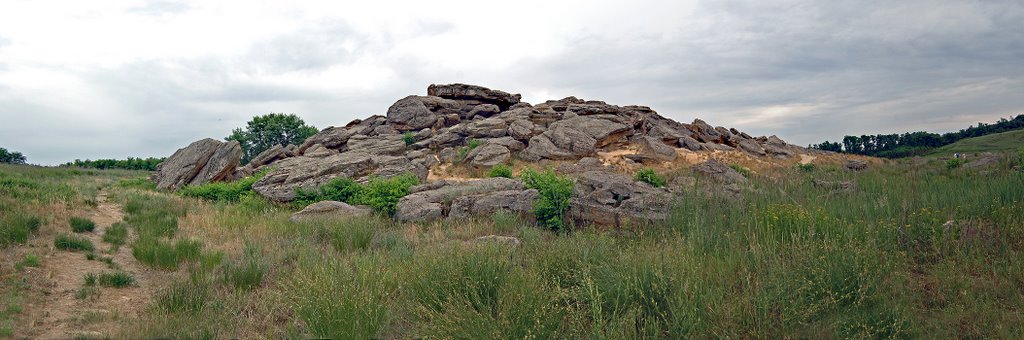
[178,171,267,202]
[729,164,753,178]
[55,234,95,252]
[403,132,416,146]
[947,158,965,169]
[222,243,266,290]
[796,163,816,172]
[456,139,483,163]
[634,168,666,187]
[84,273,97,286]
[75,286,100,300]
[155,273,212,313]
[132,237,203,270]
[102,222,128,250]
[69,216,96,233]
[487,164,513,178]
[0,213,41,247]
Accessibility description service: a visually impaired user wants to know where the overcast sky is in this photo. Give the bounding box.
[1,0,1022,165]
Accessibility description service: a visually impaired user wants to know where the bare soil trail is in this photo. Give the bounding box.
[17,190,173,339]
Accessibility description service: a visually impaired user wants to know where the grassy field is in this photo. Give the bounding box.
[927,129,1024,156]
[2,152,1023,338]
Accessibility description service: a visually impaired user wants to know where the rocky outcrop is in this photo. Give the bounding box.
[428,83,522,110]
[569,171,672,227]
[395,178,533,222]
[155,138,241,191]
[845,160,868,171]
[289,200,372,222]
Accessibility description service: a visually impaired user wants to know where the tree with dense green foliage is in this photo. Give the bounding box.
[63,157,165,171]
[0,147,27,164]
[226,113,318,164]
[811,114,1024,158]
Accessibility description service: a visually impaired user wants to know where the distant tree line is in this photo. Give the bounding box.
[0,147,27,164]
[810,114,1024,158]
[63,157,166,171]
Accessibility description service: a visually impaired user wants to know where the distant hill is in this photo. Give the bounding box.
[810,114,1024,158]
[925,129,1024,157]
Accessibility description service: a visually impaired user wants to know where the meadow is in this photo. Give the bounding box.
[1,150,1023,338]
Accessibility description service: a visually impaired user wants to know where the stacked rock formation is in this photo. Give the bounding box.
[155,83,806,226]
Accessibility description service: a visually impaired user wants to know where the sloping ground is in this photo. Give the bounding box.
[926,129,1024,156]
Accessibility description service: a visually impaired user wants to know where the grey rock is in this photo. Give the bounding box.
[252,152,375,201]
[427,83,522,109]
[701,143,736,152]
[634,136,678,162]
[465,103,501,120]
[557,157,607,174]
[520,126,597,161]
[508,119,535,141]
[689,119,721,143]
[549,116,631,147]
[299,126,355,153]
[569,171,672,227]
[289,201,372,222]
[395,178,527,222]
[346,134,407,155]
[845,160,868,171]
[465,143,511,168]
[678,135,703,151]
[386,95,459,131]
[736,138,767,156]
[155,138,223,190]
[449,189,538,219]
[249,144,287,168]
[189,140,242,186]
[478,137,525,152]
[692,159,747,184]
[465,117,509,138]
[439,147,457,163]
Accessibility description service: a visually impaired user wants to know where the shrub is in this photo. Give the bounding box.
[0,213,41,247]
[69,217,96,233]
[14,254,40,270]
[634,168,666,187]
[403,132,416,146]
[946,158,965,170]
[520,169,574,231]
[488,164,513,178]
[55,234,95,252]
[103,222,128,250]
[796,163,816,172]
[178,171,266,202]
[296,173,419,216]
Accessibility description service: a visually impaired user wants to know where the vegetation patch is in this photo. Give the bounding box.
[634,168,666,187]
[69,216,96,233]
[99,271,137,288]
[221,243,267,290]
[455,139,483,163]
[487,164,513,178]
[294,173,419,216]
[14,254,40,271]
[54,234,95,252]
[102,222,129,250]
[0,213,41,247]
[521,169,574,231]
[132,237,203,270]
[178,170,267,202]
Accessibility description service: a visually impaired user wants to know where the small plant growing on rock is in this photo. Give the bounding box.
[403,132,416,146]
[455,139,483,163]
[488,164,513,178]
[69,217,95,233]
[634,168,666,187]
[520,169,574,231]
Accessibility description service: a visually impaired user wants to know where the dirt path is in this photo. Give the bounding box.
[18,190,172,339]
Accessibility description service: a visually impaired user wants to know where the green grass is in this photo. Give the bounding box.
[14,254,40,271]
[132,237,203,270]
[221,243,266,290]
[0,212,41,247]
[54,234,95,252]
[634,168,666,187]
[69,216,96,233]
[99,271,137,288]
[178,171,266,202]
[293,173,419,216]
[928,129,1024,156]
[103,222,129,250]
[487,164,513,178]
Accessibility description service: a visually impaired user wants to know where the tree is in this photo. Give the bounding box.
[0,147,27,164]
[226,113,318,164]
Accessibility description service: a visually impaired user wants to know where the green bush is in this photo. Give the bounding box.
[634,168,666,187]
[55,234,95,252]
[520,169,574,231]
[487,164,513,178]
[178,171,266,202]
[99,271,137,288]
[403,132,416,146]
[0,213,41,247]
[83,273,97,286]
[946,158,965,170]
[796,163,816,172]
[69,217,96,233]
[295,173,419,216]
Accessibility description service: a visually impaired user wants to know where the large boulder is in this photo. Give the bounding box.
[289,200,372,222]
[395,178,529,222]
[427,83,522,109]
[248,144,288,168]
[692,159,747,184]
[386,95,460,131]
[464,143,511,168]
[251,152,376,201]
[519,126,597,161]
[629,136,678,162]
[569,171,672,227]
[448,189,539,219]
[155,138,226,190]
[189,140,243,186]
[549,115,631,147]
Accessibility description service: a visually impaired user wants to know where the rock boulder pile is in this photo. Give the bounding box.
[155,83,809,227]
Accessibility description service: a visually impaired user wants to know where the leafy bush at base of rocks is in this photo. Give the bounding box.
[634,168,666,187]
[178,171,267,202]
[294,173,419,216]
[520,169,574,231]
[487,164,513,178]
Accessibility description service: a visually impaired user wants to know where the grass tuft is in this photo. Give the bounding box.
[55,234,95,252]
[69,216,96,233]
